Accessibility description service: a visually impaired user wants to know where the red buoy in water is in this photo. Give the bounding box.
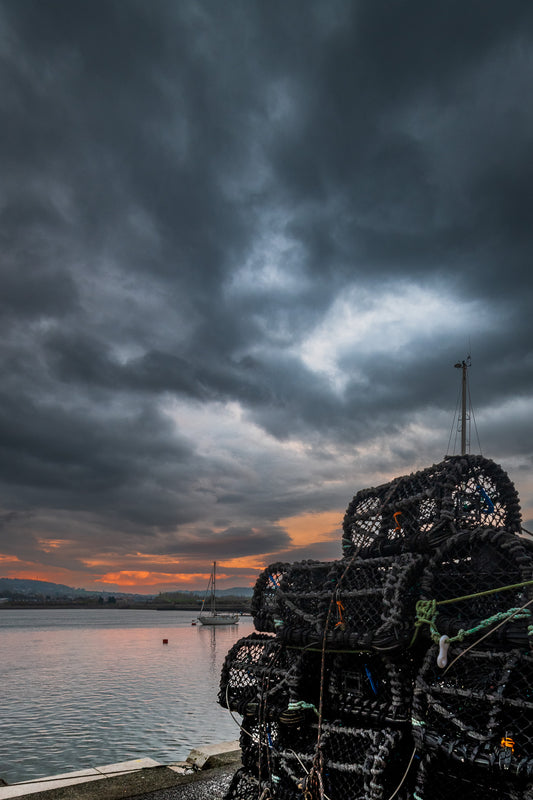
[162,639,168,644]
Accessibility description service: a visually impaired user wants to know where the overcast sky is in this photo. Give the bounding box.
[1,0,532,593]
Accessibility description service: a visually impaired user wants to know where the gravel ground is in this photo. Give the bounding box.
[131,765,236,800]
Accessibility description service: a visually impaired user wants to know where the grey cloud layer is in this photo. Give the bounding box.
[1,0,533,578]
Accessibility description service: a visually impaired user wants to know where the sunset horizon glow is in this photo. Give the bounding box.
[0,508,346,593]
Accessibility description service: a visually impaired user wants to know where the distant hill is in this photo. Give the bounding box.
[176,586,254,598]
[0,577,254,600]
[216,586,254,597]
[0,577,151,601]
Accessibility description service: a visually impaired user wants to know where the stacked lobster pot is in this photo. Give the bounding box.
[410,528,533,799]
[218,455,533,800]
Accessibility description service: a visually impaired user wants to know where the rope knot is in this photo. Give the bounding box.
[454,628,467,642]
[414,599,439,641]
[334,599,345,630]
[303,750,325,800]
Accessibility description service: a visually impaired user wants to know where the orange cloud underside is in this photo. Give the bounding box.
[1,509,343,593]
[82,553,183,568]
[95,571,211,587]
[279,510,342,547]
[217,556,267,571]
[0,554,22,563]
[37,539,67,552]
[0,560,87,586]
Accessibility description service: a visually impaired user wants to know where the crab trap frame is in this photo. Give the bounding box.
[219,456,531,800]
[342,455,521,558]
[252,553,424,652]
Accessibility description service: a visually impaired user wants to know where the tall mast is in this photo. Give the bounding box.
[454,357,471,455]
[212,561,216,614]
[460,360,467,455]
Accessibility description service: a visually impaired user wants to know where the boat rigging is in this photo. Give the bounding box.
[197,561,239,626]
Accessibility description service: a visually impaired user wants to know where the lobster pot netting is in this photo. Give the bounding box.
[342,455,521,558]
[269,559,333,640]
[218,633,279,715]
[223,456,529,800]
[252,562,292,632]
[219,633,322,721]
[270,553,424,652]
[413,645,533,777]
[325,651,414,727]
[239,717,281,780]
[219,635,416,732]
[223,768,268,800]
[419,529,533,649]
[413,751,533,800]
[272,724,409,800]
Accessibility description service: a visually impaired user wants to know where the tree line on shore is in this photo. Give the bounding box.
[0,591,251,611]
[0,578,252,611]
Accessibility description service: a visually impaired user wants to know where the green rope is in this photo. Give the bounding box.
[436,578,533,606]
[414,599,532,645]
[413,599,440,641]
[411,577,533,646]
[447,608,531,644]
[288,700,319,715]
[286,644,373,654]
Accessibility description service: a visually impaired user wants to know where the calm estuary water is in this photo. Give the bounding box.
[0,608,254,785]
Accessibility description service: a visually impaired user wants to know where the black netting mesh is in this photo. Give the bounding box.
[239,717,281,779]
[325,651,414,726]
[223,768,268,800]
[419,528,533,649]
[252,562,292,632]
[219,633,321,720]
[271,724,409,800]
[218,633,278,715]
[220,455,532,800]
[342,455,521,558]
[413,645,533,776]
[412,751,533,800]
[220,638,415,731]
[252,553,424,652]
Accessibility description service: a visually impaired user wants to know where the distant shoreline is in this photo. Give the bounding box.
[0,602,251,612]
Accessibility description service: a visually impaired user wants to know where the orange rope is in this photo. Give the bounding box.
[334,600,345,628]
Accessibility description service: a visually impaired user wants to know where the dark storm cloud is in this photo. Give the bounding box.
[0,390,198,525]
[1,0,533,586]
[158,525,292,558]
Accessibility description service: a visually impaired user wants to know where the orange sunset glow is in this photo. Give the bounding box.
[94,570,210,587]
[0,554,22,563]
[279,510,342,548]
[0,507,345,594]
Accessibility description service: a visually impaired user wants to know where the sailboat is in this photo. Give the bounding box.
[197,561,239,626]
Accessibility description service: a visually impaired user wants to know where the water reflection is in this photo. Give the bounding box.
[0,610,251,784]
[197,625,220,678]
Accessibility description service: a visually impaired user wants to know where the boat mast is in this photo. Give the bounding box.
[454,357,471,455]
[212,561,216,615]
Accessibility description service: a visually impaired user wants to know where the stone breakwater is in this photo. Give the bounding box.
[0,742,241,800]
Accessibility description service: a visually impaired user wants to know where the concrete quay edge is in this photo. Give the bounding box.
[0,742,241,800]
